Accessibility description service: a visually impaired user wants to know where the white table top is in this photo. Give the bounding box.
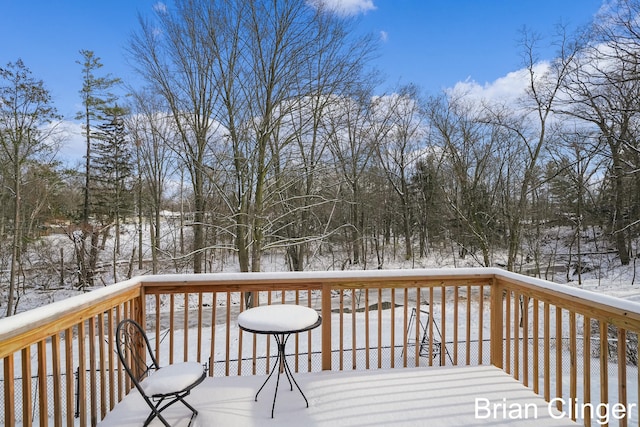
[238,304,320,333]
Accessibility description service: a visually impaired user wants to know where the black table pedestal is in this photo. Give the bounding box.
[254,332,309,418]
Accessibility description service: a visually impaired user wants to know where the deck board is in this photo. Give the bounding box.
[98,365,578,426]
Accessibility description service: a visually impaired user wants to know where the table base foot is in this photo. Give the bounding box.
[254,333,309,418]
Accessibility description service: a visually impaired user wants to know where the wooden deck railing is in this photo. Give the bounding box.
[1,268,639,426]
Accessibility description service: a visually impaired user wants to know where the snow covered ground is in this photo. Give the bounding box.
[4,220,640,317]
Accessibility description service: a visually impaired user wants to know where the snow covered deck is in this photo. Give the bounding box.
[98,365,577,426]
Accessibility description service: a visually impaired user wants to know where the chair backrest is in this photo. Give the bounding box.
[116,319,160,388]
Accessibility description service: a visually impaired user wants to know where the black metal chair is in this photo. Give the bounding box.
[116,319,206,427]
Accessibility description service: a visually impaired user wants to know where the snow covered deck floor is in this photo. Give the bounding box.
[98,365,578,426]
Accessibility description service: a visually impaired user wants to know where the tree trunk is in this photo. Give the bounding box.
[351,202,360,264]
[612,154,630,265]
[7,171,21,317]
[401,193,412,261]
[192,162,206,273]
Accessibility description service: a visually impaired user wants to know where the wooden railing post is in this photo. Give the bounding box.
[133,286,147,380]
[134,285,146,331]
[321,282,332,371]
[490,277,504,369]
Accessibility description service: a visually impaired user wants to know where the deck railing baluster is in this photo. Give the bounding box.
[618,328,627,427]
[467,284,472,366]
[506,289,512,374]
[88,316,97,425]
[544,302,551,402]
[209,291,217,377]
[522,295,529,388]
[600,320,609,418]
[21,347,31,427]
[514,291,520,381]
[556,306,563,412]
[584,317,592,427]
[533,298,539,394]
[478,284,484,365]
[65,327,74,426]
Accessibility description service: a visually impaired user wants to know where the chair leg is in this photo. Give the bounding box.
[178,396,198,425]
[141,396,172,427]
[143,396,185,427]
[144,394,198,427]
[178,396,199,418]
[175,396,199,427]
[143,405,172,427]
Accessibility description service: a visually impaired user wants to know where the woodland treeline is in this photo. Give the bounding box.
[2,0,640,315]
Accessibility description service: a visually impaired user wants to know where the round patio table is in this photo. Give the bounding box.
[237,304,322,418]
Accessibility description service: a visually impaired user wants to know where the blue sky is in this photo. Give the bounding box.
[1,0,604,158]
[365,0,603,92]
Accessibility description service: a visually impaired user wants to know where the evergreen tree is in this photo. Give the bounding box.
[92,107,133,254]
[77,50,121,223]
[75,50,121,288]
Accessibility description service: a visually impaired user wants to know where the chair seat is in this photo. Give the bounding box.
[141,362,205,396]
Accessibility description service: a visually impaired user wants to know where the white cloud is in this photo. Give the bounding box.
[56,120,85,166]
[447,62,551,106]
[153,2,167,14]
[308,0,376,16]
[380,30,388,42]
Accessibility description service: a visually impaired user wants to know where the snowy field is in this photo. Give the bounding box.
[4,221,640,317]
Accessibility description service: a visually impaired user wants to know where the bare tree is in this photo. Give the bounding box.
[375,84,428,261]
[267,97,335,271]
[427,93,504,267]
[0,59,59,316]
[264,8,375,271]
[409,154,445,259]
[546,127,605,282]
[127,90,176,273]
[129,1,221,273]
[130,1,375,310]
[558,1,640,265]
[326,90,379,266]
[485,27,579,270]
[210,0,376,274]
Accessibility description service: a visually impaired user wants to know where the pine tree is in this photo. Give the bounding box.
[77,50,121,223]
[75,50,121,288]
[91,107,133,255]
